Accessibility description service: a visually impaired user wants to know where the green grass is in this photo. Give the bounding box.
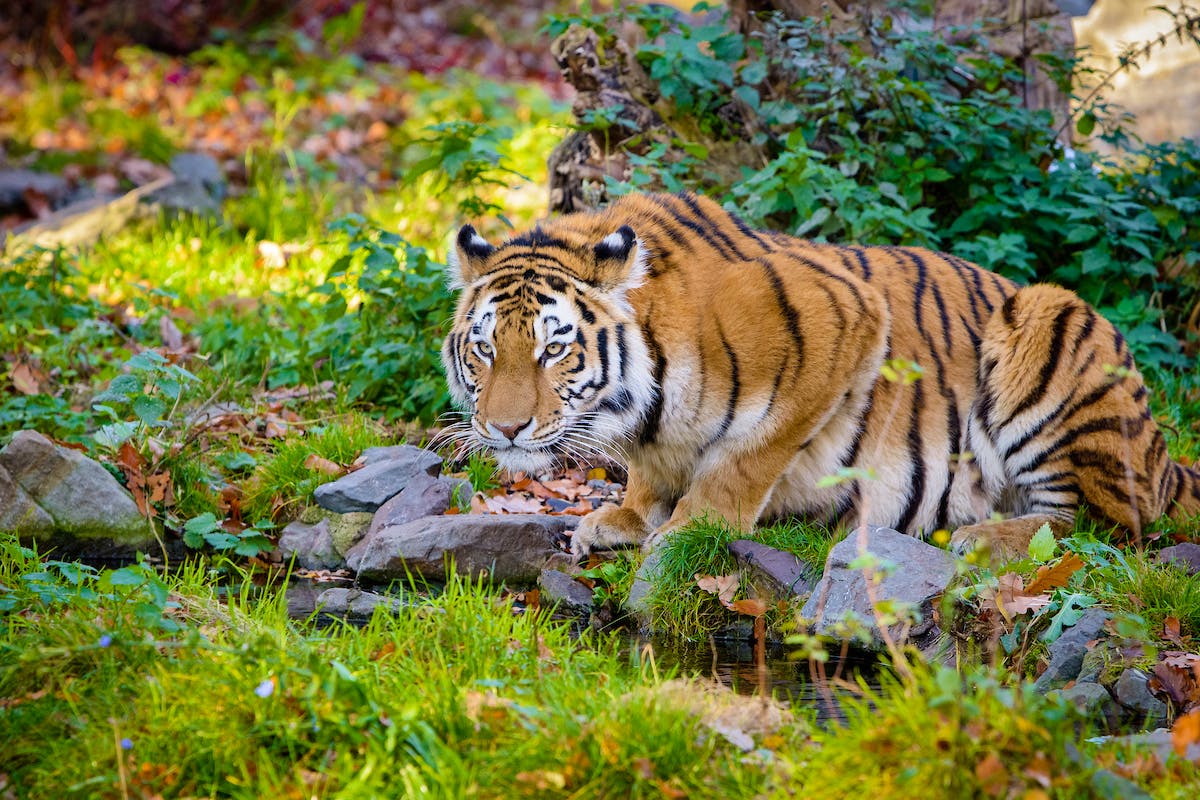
[241,414,392,522]
[643,517,839,639]
[1088,552,1200,640]
[0,536,773,798]
[3,535,1196,799]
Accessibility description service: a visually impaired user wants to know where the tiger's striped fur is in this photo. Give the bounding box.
[441,192,1200,559]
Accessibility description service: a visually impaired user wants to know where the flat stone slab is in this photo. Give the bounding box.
[729,539,813,597]
[313,446,442,513]
[346,514,578,584]
[800,526,956,651]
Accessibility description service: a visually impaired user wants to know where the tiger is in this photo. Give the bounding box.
[440,191,1200,561]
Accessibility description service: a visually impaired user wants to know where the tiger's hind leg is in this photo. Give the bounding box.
[951,284,1171,560]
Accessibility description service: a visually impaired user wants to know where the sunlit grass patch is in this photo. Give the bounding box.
[1087,552,1200,640]
[0,538,773,798]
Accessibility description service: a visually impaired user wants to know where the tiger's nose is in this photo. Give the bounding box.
[492,419,532,441]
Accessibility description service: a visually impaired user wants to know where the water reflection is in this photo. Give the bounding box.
[631,635,879,725]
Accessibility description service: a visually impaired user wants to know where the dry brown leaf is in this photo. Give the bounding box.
[303,454,343,476]
[1164,616,1185,648]
[483,493,544,514]
[1173,709,1200,756]
[1163,651,1200,669]
[146,472,174,507]
[10,362,43,395]
[974,752,1008,797]
[730,598,768,617]
[695,574,739,607]
[560,499,594,516]
[1025,552,1085,595]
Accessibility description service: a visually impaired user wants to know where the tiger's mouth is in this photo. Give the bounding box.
[476,415,629,475]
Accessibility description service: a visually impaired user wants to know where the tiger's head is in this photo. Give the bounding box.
[440,222,656,474]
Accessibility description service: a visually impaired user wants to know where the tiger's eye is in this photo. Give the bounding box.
[477,342,493,357]
[544,342,566,358]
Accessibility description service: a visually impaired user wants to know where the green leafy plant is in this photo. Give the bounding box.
[181,513,274,558]
[91,350,198,451]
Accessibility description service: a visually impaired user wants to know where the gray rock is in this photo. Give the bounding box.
[1033,607,1109,692]
[169,152,226,201]
[799,526,956,651]
[315,587,411,619]
[1113,668,1168,727]
[328,512,373,555]
[7,177,169,251]
[1089,769,1154,799]
[0,169,69,210]
[313,448,442,513]
[538,568,594,616]
[367,473,451,536]
[0,430,151,549]
[625,548,664,616]
[1055,681,1119,723]
[0,463,55,537]
[358,445,442,468]
[1155,542,1200,576]
[346,514,578,584]
[729,539,813,598]
[441,476,474,509]
[1093,728,1200,763]
[277,518,344,571]
[142,178,220,215]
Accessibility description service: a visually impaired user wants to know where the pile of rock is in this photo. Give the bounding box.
[279,444,578,583]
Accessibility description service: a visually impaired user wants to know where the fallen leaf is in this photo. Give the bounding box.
[1164,616,1185,648]
[730,598,768,617]
[974,752,1008,797]
[1149,660,1195,709]
[587,467,607,481]
[1173,708,1200,756]
[483,493,544,514]
[1163,651,1200,669]
[695,574,739,607]
[146,472,174,507]
[303,454,343,476]
[1025,552,1085,595]
[10,362,44,395]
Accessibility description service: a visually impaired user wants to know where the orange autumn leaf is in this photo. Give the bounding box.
[1173,709,1200,757]
[730,598,768,617]
[1025,552,1085,595]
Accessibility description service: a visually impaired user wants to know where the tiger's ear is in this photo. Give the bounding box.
[591,225,647,294]
[446,224,496,288]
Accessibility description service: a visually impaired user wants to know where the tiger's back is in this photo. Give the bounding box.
[442,191,1200,558]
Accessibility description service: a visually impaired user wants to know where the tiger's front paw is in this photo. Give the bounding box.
[950,517,1055,563]
[571,505,650,559]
